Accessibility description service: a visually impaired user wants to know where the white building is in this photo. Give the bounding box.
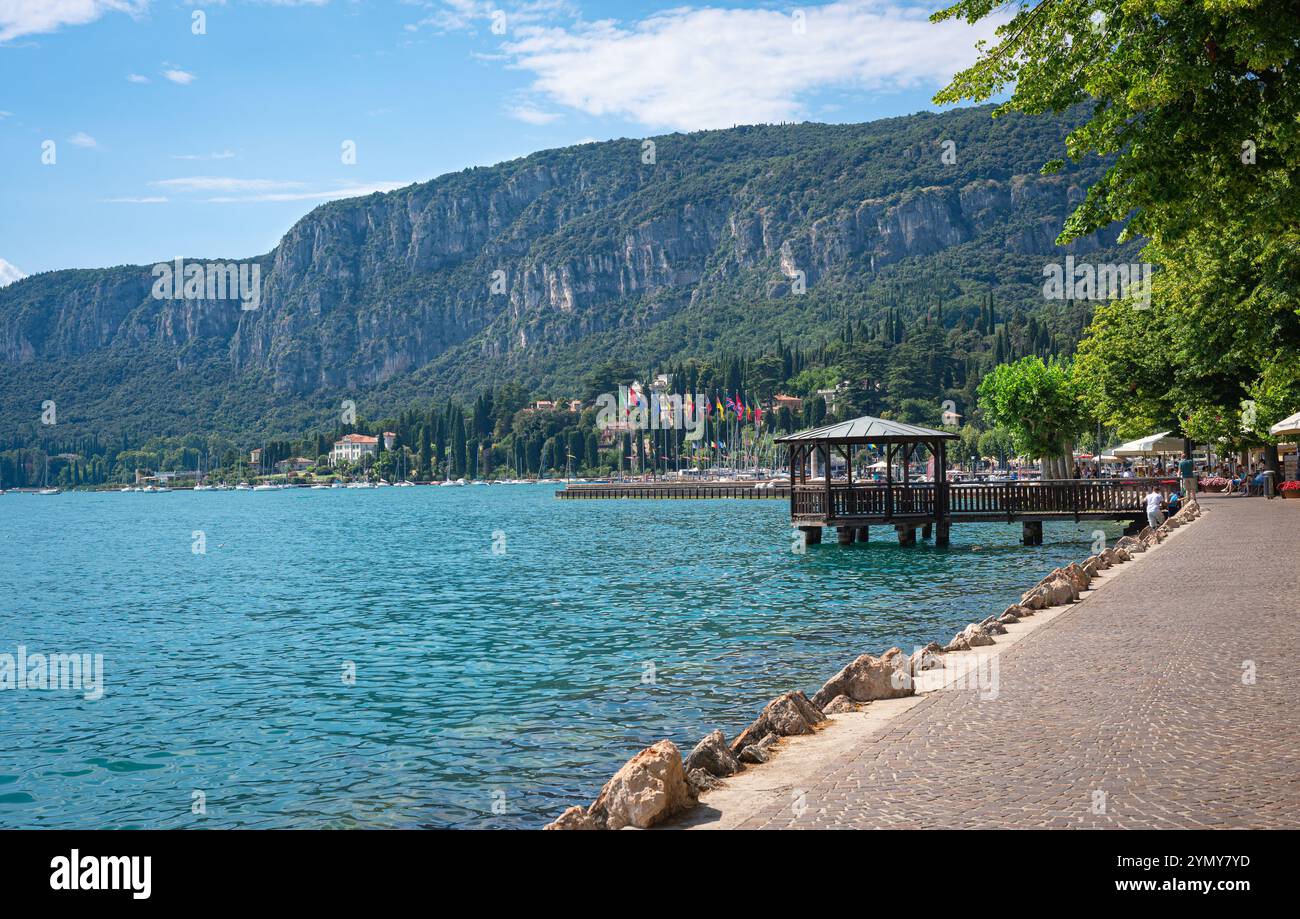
[330,434,379,465]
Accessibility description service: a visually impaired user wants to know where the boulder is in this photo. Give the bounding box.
[730,690,826,754]
[686,768,722,796]
[998,610,1020,624]
[1022,576,1076,608]
[738,744,769,765]
[685,729,741,778]
[809,650,913,709]
[1115,535,1145,553]
[1082,556,1100,578]
[543,805,602,831]
[588,740,696,830]
[979,616,1008,635]
[961,623,996,647]
[944,635,970,652]
[1099,548,1119,566]
[1114,547,1132,562]
[1062,563,1091,591]
[1090,552,1111,571]
[1003,603,1035,618]
[909,644,943,675]
[1138,526,1153,542]
[823,694,862,714]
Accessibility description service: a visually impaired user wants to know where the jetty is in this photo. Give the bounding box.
[557,481,789,500]
[775,416,1169,546]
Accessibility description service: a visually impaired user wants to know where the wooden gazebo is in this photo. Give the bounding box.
[776,415,957,546]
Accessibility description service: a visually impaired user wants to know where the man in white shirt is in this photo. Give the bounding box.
[1144,487,1165,529]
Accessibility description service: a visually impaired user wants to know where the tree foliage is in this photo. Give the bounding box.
[977,356,1086,474]
[934,0,1300,453]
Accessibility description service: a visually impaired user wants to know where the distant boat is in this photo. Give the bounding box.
[253,484,276,491]
[235,483,252,491]
[395,480,416,487]
[39,487,62,495]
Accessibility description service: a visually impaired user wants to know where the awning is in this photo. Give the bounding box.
[1269,411,1300,438]
[1112,432,1185,456]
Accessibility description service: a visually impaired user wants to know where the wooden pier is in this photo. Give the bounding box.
[556,481,790,499]
[775,415,1169,546]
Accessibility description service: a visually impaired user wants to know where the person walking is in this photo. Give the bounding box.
[1145,485,1165,530]
[1179,454,1196,496]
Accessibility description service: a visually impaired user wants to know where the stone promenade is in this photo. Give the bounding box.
[697,495,1300,829]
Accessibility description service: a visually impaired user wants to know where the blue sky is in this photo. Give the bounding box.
[0,1,1004,279]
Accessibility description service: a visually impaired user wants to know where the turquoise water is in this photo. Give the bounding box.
[0,487,1122,828]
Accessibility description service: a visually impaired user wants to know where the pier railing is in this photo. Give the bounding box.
[793,477,1172,522]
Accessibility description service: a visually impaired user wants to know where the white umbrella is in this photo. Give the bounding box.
[866,460,889,470]
[1269,411,1300,437]
[1112,431,1185,457]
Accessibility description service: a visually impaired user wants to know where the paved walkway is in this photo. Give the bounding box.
[708,495,1300,829]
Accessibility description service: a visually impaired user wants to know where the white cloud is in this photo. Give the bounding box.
[171,150,237,160]
[103,196,168,203]
[203,181,410,203]
[0,110,12,118]
[495,1,1009,131]
[162,68,196,84]
[153,177,307,193]
[147,176,408,203]
[0,0,149,43]
[126,73,149,83]
[69,131,98,147]
[0,258,24,287]
[507,104,561,125]
[412,0,575,34]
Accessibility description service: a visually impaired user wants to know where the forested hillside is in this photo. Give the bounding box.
[0,104,1137,484]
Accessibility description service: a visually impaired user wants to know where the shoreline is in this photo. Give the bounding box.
[544,495,1211,830]
[673,504,1202,829]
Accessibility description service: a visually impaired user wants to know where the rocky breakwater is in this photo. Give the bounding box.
[544,500,1203,829]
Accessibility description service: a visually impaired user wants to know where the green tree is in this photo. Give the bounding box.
[977,357,1087,478]
[934,0,1300,472]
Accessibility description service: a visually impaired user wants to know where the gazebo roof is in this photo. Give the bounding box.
[775,415,958,444]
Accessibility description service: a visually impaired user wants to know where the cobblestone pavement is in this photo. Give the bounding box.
[738,496,1300,828]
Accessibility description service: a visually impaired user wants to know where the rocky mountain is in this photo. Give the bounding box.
[0,104,1128,441]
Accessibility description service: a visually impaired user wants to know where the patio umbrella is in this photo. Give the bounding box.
[1112,431,1185,456]
[1269,411,1300,438]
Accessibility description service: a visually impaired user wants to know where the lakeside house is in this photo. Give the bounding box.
[773,394,803,414]
[527,399,582,414]
[249,447,263,466]
[330,434,379,465]
[275,457,314,474]
[816,383,850,414]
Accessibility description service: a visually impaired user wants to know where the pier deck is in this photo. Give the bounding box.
[556,481,789,499]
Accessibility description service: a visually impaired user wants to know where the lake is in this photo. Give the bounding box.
[0,486,1122,828]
